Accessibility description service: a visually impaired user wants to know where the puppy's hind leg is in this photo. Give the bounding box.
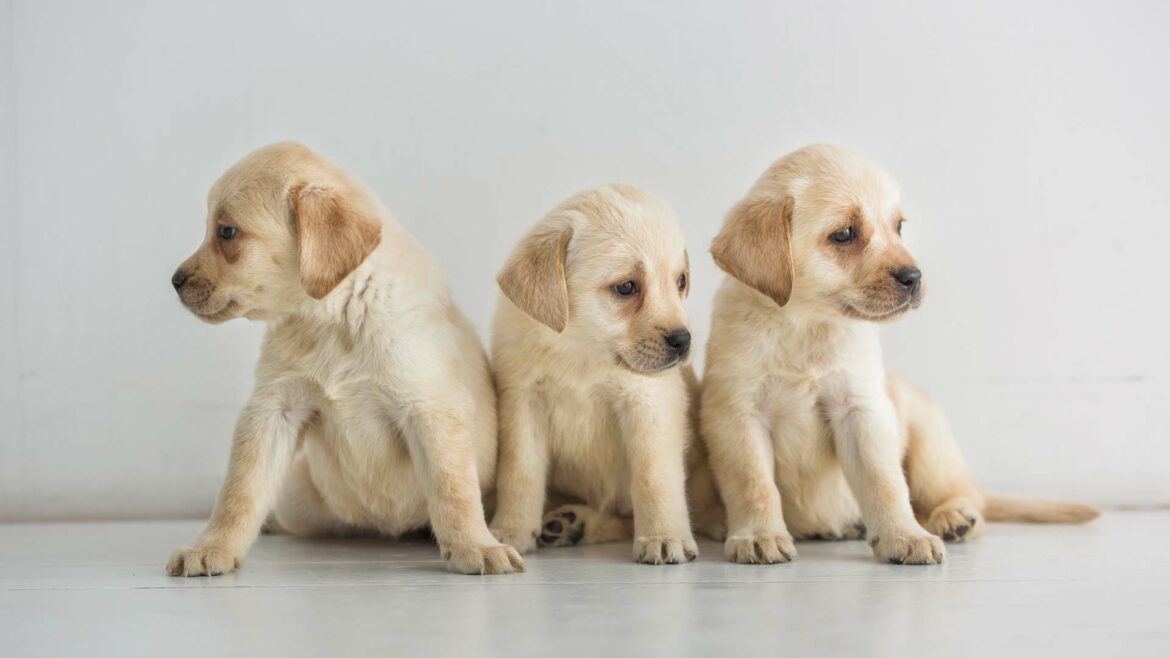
[539,503,633,547]
[889,374,985,542]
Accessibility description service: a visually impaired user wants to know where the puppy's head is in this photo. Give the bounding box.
[171,142,382,323]
[711,144,922,322]
[498,185,692,374]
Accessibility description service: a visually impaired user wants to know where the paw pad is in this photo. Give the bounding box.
[539,508,586,547]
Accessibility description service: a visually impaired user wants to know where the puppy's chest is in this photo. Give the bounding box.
[759,370,839,441]
[267,327,412,510]
[533,378,620,454]
[532,377,630,509]
[267,325,387,401]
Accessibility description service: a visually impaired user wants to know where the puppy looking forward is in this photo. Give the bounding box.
[702,145,1098,565]
[488,185,725,564]
[168,142,522,576]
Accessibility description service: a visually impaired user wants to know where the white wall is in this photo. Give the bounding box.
[2,0,1167,521]
[1,0,19,517]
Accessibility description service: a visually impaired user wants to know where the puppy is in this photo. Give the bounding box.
[488,185,725,564]
[167,142,523,576]
[702,145,1098,565]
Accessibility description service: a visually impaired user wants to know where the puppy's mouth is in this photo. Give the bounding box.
[179,288,241,324]
[615,351,683,375]
[189,300,241,324]
[839,294,922,322]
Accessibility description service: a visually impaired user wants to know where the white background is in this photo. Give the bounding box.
[1,0,1166,521]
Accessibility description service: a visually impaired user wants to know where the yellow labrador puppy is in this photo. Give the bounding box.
[702,145,1098,565]
[168,142,523,576]
[488,185,725,564]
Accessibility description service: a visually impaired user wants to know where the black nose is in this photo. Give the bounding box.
[664,329,691,358]
[892,267,922,292]
[171,269,189,290]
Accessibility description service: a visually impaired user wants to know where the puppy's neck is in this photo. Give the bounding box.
[262,260,384,335]
[765,298,877,372]
[771,299,846,336]
[275,226,441,330]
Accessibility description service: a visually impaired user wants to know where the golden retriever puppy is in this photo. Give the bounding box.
[167,142,523,576]
[488,185,725,564]
[702,145,1098,565]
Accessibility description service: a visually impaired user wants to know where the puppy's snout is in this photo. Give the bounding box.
[892,267,922,293]
[171,269,190,291]
[663,329,691,358]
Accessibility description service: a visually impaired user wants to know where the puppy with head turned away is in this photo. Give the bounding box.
[701,145,1098,565]
[489,184,725,564]
[168,142,522,576]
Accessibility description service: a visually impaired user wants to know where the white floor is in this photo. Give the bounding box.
[0,511,1165,658]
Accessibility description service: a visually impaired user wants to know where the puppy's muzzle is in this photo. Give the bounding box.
[171,268,228,319]
[663,328,691,360]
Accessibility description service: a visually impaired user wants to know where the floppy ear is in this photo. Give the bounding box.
[497,221,573,332]
[291,184,382,299]
[710,195,795,307]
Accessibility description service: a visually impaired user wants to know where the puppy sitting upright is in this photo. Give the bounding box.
[702,145,1098,565]
[168,142,522,576]
[488,185,724,564]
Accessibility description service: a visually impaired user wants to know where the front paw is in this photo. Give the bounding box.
[724,530,797,564]
[632,534,699,565]
[166,544,243,577]
[489,524,539,554]
[869,528,946,565]
[442,541,526,575]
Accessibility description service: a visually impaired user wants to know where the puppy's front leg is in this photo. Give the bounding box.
[405,410,525,575]
[828,390,945,565]
[489,386,548,553]
[166,382,312,576]
[702,388,796,564]
[617,387,698,565]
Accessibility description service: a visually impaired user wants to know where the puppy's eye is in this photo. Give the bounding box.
[217,225,238,241]
[829,227,854,244]
[613,281,638,297]
[897,220,905,235]
[677,274,687,291]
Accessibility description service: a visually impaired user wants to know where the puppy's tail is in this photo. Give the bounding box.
[983,493,1100,524]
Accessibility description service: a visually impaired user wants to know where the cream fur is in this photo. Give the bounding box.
[702,145,1098,566]
[489,185,725,564]
[166,142,523,576]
